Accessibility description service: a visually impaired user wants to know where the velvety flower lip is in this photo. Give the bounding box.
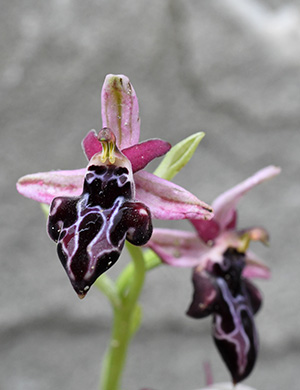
[47,128,153,298]
[187,248,262,384]
[48,128,156,298]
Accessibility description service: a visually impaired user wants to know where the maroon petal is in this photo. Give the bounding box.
[82,132,171,172]
[190,218,220,242]
[186,268,219,318]
[82,129,102,160]
[123,139,171,172]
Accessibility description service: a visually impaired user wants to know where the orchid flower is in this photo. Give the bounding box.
[16,74,213,298]
[147,165,281,383]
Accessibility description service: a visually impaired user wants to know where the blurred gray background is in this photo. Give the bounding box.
[1,0,300,389]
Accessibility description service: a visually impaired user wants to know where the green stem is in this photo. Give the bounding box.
[123,243,146,308]
[94,274,121,309]
[100,243,147,390]
[117,248,161,296]
[100,306,133,390]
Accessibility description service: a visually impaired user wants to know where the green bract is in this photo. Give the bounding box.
[154,132,205,181]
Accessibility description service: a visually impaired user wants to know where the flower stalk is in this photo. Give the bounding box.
[99,243,146,390]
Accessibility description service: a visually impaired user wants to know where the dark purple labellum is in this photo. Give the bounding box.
[187,248,261,384]
[47,128,152,298]
[212,277,259,384]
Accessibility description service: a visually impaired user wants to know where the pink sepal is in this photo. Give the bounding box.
[134,170,213,220]
[16,168,85,204]
[101,74,140,149]
[243,250,271,279]
[212,166,281,231]
[146,228,207,267]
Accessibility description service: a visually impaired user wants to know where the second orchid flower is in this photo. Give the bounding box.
[147,165,280,383]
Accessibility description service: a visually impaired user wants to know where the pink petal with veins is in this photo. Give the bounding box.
[16,168,85,204]
[101,74,140,149]
[134,170,213,220]
[147,228,206,267]
[212,165,281,231]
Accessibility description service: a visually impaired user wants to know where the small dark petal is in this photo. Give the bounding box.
[186,269,218,319]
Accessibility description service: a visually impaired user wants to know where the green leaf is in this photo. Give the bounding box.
[153,132,205,181]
